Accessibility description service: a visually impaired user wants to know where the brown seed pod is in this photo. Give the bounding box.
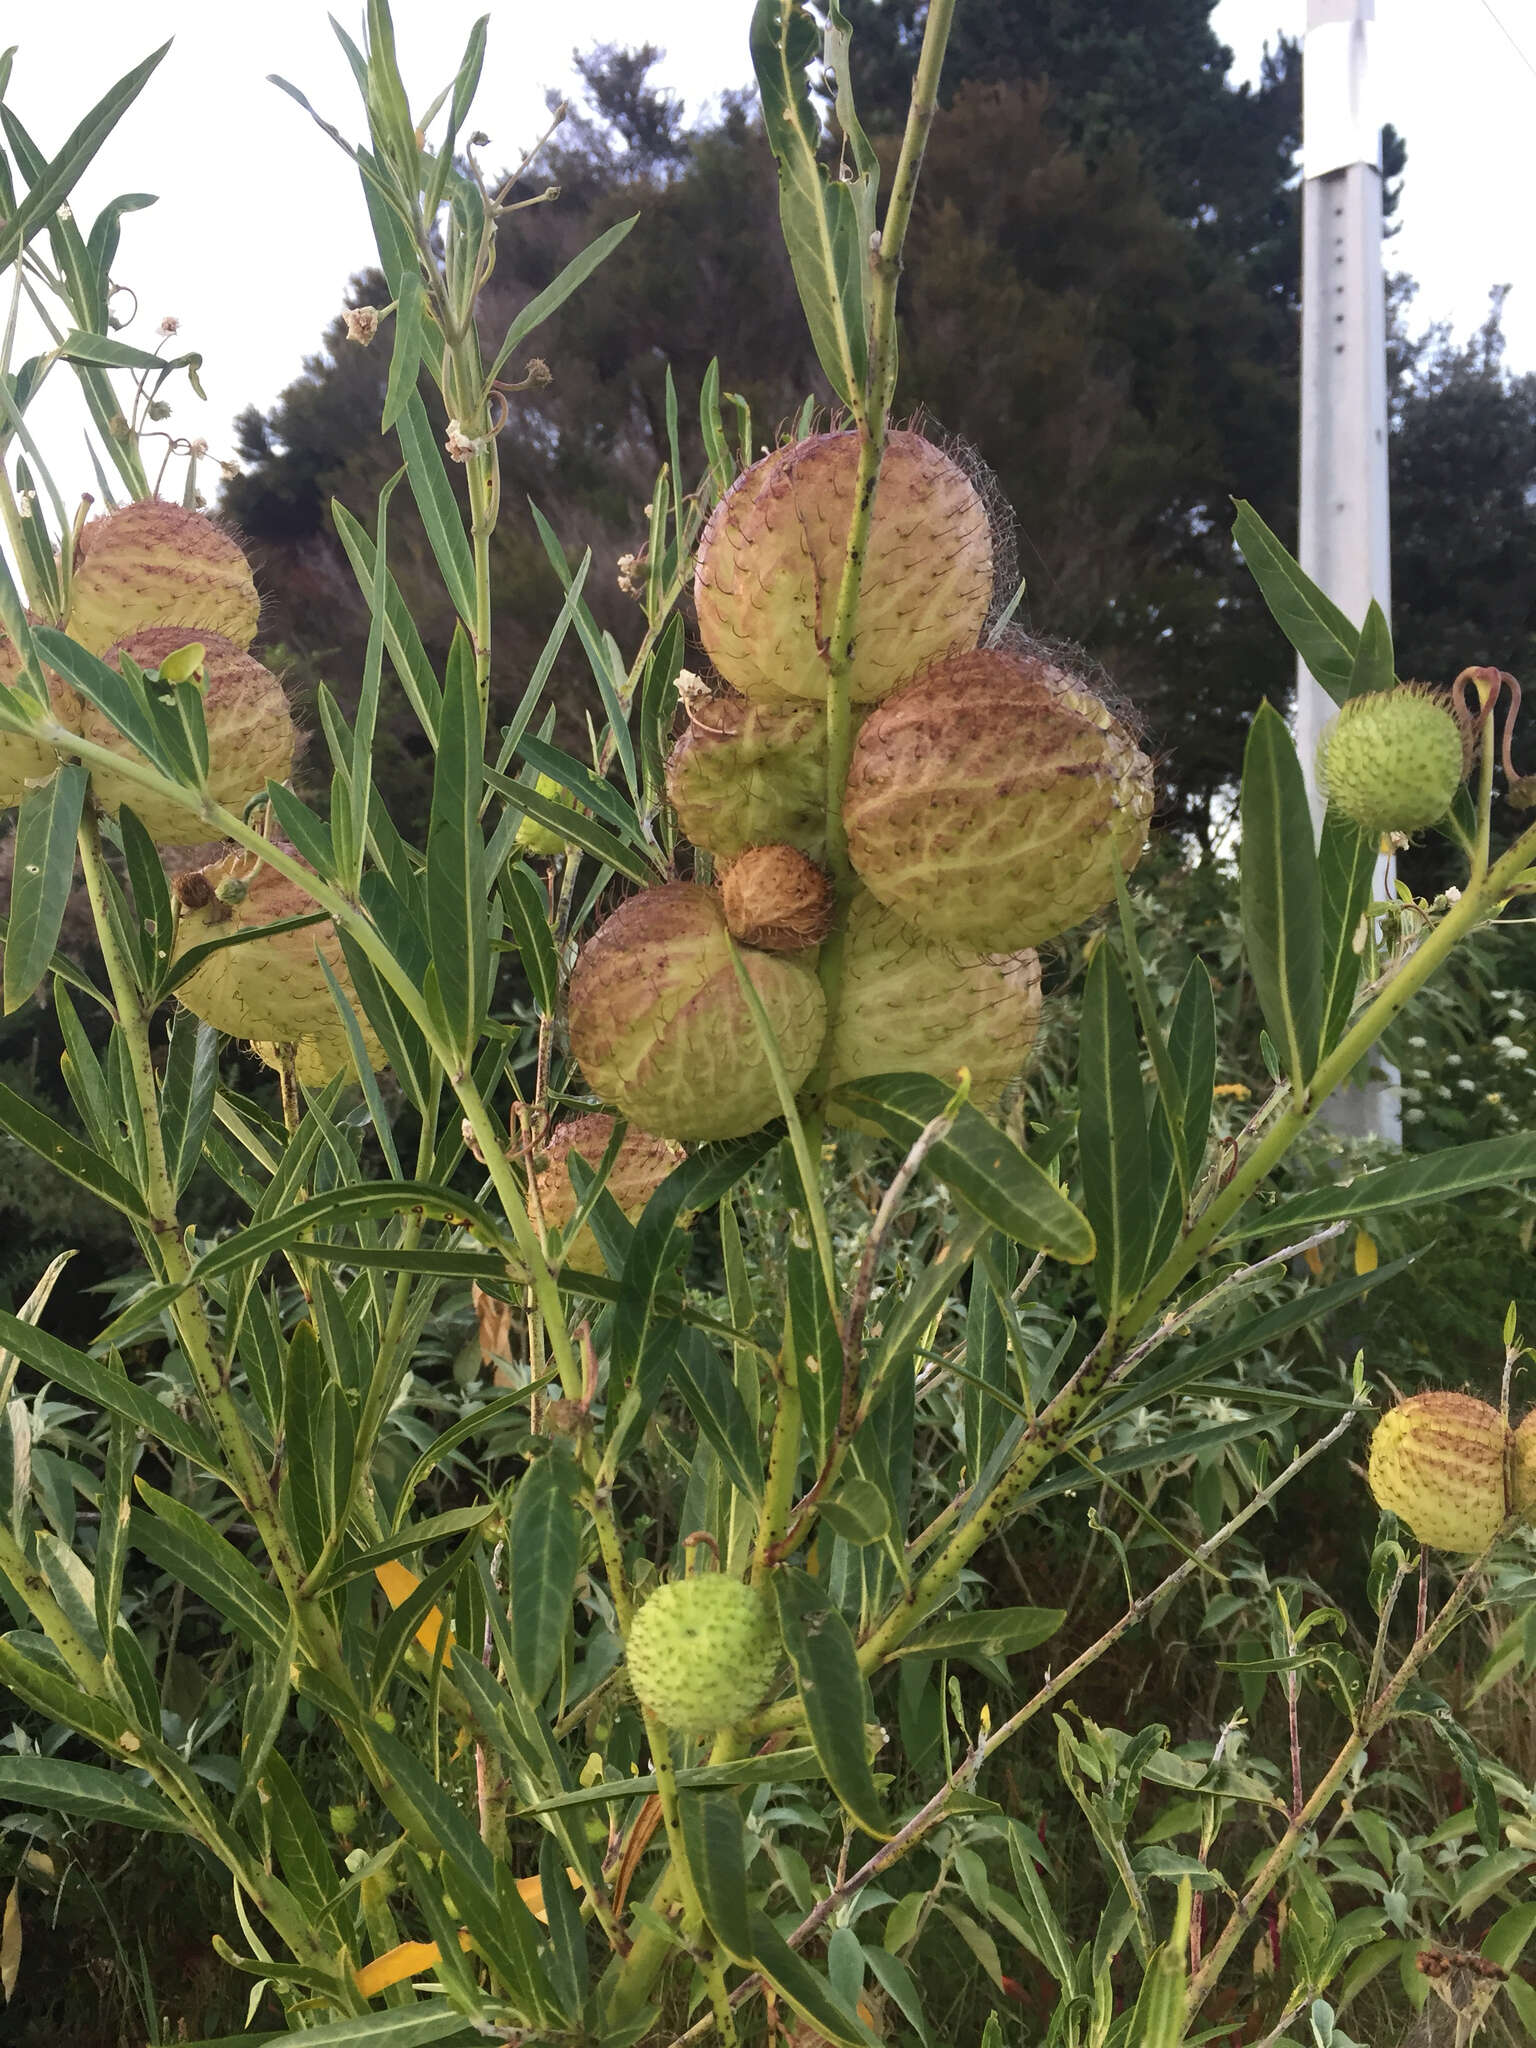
[171,841,385,1078]
[528,1112,685,1274]
[57,626,296,845]
[66,500,260,657]
[665,683,830,860]
[1366,1392,1509,1552]
[694,430,992,705]
[566,882,826,1142]
[721,845,835,953]
[825,893,1041,1127]
[842,647,1154,950]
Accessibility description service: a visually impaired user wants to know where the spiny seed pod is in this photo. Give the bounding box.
[0,620,64,806]
[695,430,993,705]
[58,627,295,845]
[568,883,826,1142]
[1367,1392,1508,1552]
[528,1112,685,1273]
[665,681,831,860]
[843,647,1154,950]
[721,845,835,952]
[66,500,260,657]
[1319,685,1468,838]
[170,843,385,1075]
[1514,1411,1536,1521]
[625,1575,780,1734]
[826,893,1041,1126]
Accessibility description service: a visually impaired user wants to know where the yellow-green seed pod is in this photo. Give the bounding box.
[65,500,260,657]
[567,882,826,1142]
[1367,1392,1508,1552]
[626,1576,780,1734]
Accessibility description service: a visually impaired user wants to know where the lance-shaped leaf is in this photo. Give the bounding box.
[1078,945,1152,1316]
[774,1567,892,1840]
[1233,500,1358,704]
[505,1452,582,1705]
[1239,703,1322,1089]
[4,765,87,1013]
[750,0,870,412]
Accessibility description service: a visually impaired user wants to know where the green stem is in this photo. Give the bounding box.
[752,1328,804,1591]
[0,1523,107,1695]
[644,1710,736,2044]
[75,817,346,1682]
[1184,1536,1497,2022]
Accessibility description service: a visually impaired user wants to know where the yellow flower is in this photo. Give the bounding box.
[1213,1082,1251,1101]
[373,1559,454,1668]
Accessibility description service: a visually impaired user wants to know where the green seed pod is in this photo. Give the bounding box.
[694,430,993,705]
[665,683,831,860]
[626,1575,781,1734]
[1367,1392,1508,1552]
[567,882,826,1142]
[171,843,386,1078]
[1319,685,1468,837]
[66,499,260,657]
[826,893,1041,1126]
[0,618,65,806]
[515,771,579,856]
[1514,1410,1536,1522]
[62,626,295,845]
[843,647,1154,950]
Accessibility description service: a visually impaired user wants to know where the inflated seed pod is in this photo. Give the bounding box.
[694,430,992,705]
[566,881,826,1142]
[843,646,1153,950]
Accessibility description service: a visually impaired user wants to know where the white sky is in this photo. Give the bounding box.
[5,0,1534,522]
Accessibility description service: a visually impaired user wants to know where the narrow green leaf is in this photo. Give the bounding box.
[183,2008,469,2047]
[1251,1134,1536,1237]
[4,765,87,1012]
[394,390,474,625]
[1318,810,1376,1052]
[668,1328,764,1503]
[1345,598,1395,699]
[774,1567,892,1840]
[1078,946,1152,1316]
[483,768,655,885]
[131,1488,287,1654]
[331,498,442,740]
[159,1014,218,1196]
[0,45,169,276]
[829,1074,1094,1263]
[747,1909,875,2047]
[1239,702,1323,1088]
[280,1321,337,1572]
[496,863,559,1015]
[894,1608,1065,1661]
[486,214,639,383]
[260,1750,340,1922]
[0,1755,184,1832]
[425,629,488,1056]
[680,1790,753,1962]
[381,267,426,431]
[0,1076,148,1218]
[505,1453,582,1704]
[750,0,868,411]
[1233,501,1359,704]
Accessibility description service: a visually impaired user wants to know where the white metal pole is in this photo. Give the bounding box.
[1298,0,1400,1143]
